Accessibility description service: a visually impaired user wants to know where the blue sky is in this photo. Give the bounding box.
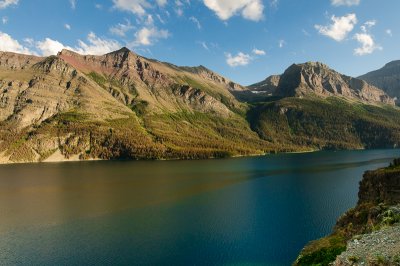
[0,0,399,85]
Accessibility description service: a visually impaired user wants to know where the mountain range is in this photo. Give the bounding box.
[0,48,399,163]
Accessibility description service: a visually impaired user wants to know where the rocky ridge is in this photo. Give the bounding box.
[250,62,395,105]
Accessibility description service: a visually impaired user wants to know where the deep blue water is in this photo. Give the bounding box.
[0,149,399,265]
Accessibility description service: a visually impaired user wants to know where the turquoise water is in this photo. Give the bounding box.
[0,149,399,265]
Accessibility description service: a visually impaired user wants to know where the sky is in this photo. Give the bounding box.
[0,0,399,85]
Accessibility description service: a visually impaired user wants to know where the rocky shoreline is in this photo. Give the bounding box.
[295,159,400,266]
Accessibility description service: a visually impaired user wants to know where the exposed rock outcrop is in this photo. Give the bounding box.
[276,62,395,105]
[295,160,400,266]
[249,62,395,105]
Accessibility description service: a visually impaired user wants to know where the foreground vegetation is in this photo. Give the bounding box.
[295,159,400,266]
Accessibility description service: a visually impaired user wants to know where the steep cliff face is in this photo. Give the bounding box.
[359,60,400,104]
[295,160,400,266]
[358,164,400,205]
[276,62,395,105]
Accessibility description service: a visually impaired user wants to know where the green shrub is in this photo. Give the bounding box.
[296,246,346,266]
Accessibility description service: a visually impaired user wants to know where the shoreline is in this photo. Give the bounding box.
[0,147,398,166]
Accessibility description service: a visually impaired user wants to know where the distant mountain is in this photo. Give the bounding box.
[0,49,400,163]
[247,75,280,95]
[250,62,395,105]
[359,60,400,104]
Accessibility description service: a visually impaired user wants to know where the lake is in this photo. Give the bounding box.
[1,149,399,265]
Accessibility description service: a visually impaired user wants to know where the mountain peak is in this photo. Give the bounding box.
[107,47,132,55]
[276,61,395,105]
[57,49,81,57]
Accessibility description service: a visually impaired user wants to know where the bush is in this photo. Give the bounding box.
[296,246,346,266]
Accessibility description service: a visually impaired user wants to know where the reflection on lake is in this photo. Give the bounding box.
[1,149,399,265]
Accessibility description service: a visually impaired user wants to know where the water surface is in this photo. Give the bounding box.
[1,149,399,265]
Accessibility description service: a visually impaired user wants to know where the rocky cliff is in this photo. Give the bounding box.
[359,60,400,105]
[250,62,395,105]
[276,62,395,105]
[295,159,400,266]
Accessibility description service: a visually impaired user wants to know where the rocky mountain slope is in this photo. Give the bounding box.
[0,48,275,163]
[1,49,400,163]
[295,159,400,266]
[359,60,400,105]
[250,62,395,105]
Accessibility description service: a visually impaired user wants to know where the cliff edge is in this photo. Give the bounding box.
[295,159,400,266]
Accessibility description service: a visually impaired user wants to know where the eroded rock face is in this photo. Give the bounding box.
[276,62,395,105]
[0,51,42,70]
[359,60,400,104]
[248,62,395,105]
[57,48,243,116]
[358,167,400,205]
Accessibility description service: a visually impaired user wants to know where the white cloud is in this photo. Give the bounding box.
[0,31,121,56]
[36,38,70,56]
[386,29,393,37]
[2,16,8,24]
[36,33,121,56]
[23,38,34,46]
[203,0,264,21]
[132,26,169,46]
[64,24,71,30]
[353,20,381,56]
[112,0,167,16]
[109,20,134,37]
[226,52,252,67]
[189,16,201,29]
[113,0,150,15]
[315,13,357,42]
[278,39,286,48]
[353,33,381,55]
[70,0,76,9]
[74,32,121,55]
[157,0,167,6]
[331,0,360,6]
[95,3,103,9]
[360,20,376,33]
[252,48,266,55]
[0,32,33,54]
[0,0,18,9]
